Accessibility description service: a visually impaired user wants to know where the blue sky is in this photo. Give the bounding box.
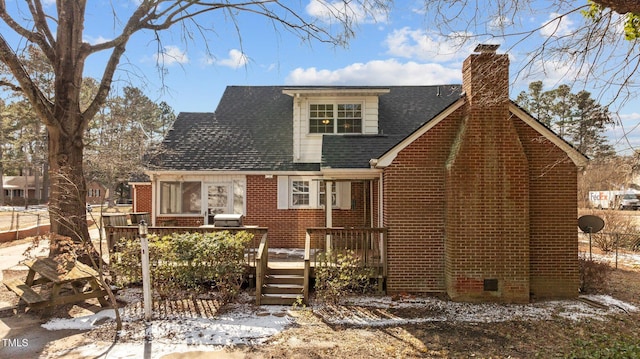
[4,1,640,154]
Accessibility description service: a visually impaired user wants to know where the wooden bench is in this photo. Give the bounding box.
[3,278,47,307]
[4,258,109,311]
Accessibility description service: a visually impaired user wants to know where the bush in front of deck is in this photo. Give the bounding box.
[314,250,373,304]
[111,231,252,301]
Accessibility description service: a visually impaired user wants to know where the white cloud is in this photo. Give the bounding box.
[84,35,111,45]
[306,0,387,25]
[384,27,476,62]
[286,59,461,86]
[202,49,249,69]
[217,49,249,69]
[540,13,575,38]
[154,45,189,66]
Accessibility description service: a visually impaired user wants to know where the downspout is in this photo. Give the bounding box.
[151,175,157,226]
[378,172,385,270]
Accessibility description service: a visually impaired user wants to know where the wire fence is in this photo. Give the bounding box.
[0,207,50,234]
[579,231,640,269]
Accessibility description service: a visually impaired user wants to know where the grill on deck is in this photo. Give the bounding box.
[212,213,243,227]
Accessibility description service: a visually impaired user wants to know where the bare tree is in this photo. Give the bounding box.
[420,1,640,111]
[0,1,389,257]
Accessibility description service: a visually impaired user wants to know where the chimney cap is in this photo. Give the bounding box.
[473,44,500,53]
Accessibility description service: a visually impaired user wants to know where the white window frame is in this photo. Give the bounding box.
[159,181,202,215]
[319,180,337,208]
[277,176,351,210]
[290,177,314,208]
[308,101,363,134]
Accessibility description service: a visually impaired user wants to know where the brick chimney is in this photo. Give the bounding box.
[444,44,531,303]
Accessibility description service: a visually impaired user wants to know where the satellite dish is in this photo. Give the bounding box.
[578,215,605,234]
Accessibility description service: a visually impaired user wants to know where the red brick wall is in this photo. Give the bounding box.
[384,107,577,301]
[513,120,579,298]
[383,109,463,294]
[133,184,152,214]
[244,175,368,248]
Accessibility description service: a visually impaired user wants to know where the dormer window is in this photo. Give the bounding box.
[309,103,362,134]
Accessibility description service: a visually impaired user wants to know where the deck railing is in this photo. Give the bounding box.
[254,233,269,305]
[305,227,388,292]
[104,226,268,268]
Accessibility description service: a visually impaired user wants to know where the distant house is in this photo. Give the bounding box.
[133,45,588,303]
[2,175,107,206]
[2,176,43,203]
[86,181,107,205]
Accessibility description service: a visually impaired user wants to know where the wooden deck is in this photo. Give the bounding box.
[105,225,387,305]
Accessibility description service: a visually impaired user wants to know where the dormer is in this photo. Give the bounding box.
[283,87,390,163]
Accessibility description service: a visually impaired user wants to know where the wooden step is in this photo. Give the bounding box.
[266,268,303,276]
[3,278,46,305]
[259,267,306,305]
[260,293,303,306]
[262,283,304,295]
[265,274,304,285]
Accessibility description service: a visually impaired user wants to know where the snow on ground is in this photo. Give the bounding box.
[43,302,293,358]
[321,294,638,326]
[588,250,640,269]
[39,291,637,358]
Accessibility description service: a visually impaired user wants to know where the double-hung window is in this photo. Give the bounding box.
[309,103,362,134]
[278,176,349,209]
[319,180,337,207]
[291,180,310,206]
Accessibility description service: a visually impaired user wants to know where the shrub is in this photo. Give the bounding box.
[111,231,252,302]
[314,249,373,304]
[578,252,611,294]
[585,210,638,252]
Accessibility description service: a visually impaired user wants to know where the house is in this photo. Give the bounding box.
[86,181,108,205]
[133,45,588,303]
[2,176,44,204]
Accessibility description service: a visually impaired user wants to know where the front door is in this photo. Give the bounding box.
[206,183,232,224]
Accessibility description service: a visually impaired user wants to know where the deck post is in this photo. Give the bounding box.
[304,231,311,303]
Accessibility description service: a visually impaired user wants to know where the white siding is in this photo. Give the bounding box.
[293,96,380,163]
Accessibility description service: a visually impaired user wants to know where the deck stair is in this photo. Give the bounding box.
[259,267,305,305]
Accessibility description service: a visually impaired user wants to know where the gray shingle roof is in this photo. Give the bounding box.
[323,85,462,168]
[151,85,462,171]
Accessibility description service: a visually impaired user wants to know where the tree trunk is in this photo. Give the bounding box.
[47,123,96,264]
[0,145,4,205]
[34,166,40,204]
[42,162,49,202]
[107,183,115,208]
[23,171,28,209]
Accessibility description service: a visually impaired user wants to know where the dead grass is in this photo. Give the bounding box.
[1,212,639,358]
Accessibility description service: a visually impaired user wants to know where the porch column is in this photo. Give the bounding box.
[325,180,333,228]
[325,180,333,250]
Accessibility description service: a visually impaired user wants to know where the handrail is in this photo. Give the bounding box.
[255,232,269,305]
[303,231,311,303]
[305,227,388,292]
